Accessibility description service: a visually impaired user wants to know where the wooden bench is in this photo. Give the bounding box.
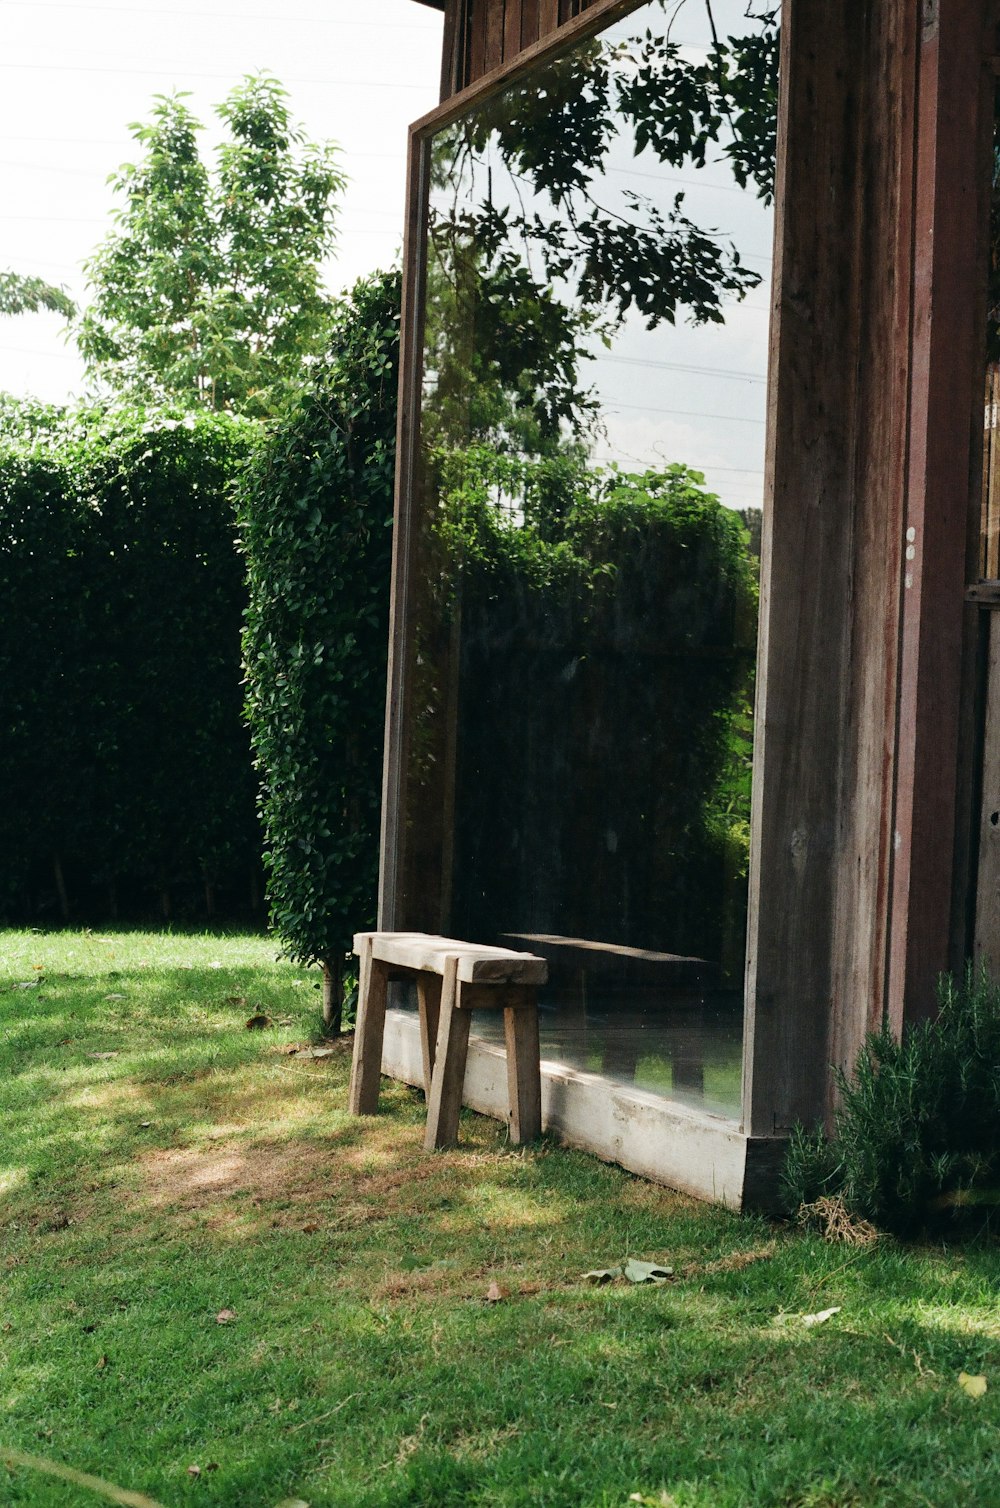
[348,932,548,1150]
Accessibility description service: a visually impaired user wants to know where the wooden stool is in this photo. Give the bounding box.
[348,932,547,1150]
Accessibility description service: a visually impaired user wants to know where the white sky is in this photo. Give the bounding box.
[0,0,444,403]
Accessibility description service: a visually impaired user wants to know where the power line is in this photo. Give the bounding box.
[0,150,404,175]
[606,161,757,199]
[605,402,764,424]
[0,0,438,27]
[595,353,767,384]
[0,59,432,88]
[593,453,764,479]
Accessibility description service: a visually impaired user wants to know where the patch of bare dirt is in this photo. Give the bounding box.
[138,1140,338,1215]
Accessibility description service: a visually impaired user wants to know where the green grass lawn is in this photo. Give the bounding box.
[3,929,1000,1508]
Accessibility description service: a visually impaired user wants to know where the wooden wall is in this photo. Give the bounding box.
[439,0,603,97]
[743,0,994,1135]
[742,0,914,1135]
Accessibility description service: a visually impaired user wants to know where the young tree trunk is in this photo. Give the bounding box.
[52,854,69,922]
[322,958,342,1036]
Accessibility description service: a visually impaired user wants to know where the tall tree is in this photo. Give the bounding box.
[77,75,345,417]
[0,270,75,318]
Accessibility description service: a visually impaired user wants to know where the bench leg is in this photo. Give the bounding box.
[348,936,389,1115]
[504,993,542,1144]
[417,973,442,1097]
[424,957,468,1151]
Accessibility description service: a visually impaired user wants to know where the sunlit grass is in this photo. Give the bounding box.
[3,930,1000,1507]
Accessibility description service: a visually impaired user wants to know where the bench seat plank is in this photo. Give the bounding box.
[352,931,547,985]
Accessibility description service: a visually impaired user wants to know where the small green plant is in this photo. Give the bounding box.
[783,966,1000,1236]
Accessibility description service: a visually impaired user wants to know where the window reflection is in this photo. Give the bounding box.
[398,0,778,1119]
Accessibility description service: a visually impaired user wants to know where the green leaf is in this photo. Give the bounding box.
[623,1260,674,1285]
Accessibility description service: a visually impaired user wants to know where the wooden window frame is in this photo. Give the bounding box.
[378,0,999,1199]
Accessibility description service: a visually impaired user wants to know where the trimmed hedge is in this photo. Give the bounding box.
[240,270,400,1028]
[0,405,261,922]
[432,447,757,970]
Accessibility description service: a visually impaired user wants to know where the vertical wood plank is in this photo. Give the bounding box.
[825,0,919,1093]
[424,958,469,1149]
[538,0,559,40]
[520,0,539,48]
[503,998,542,1143]
[974,613,1000,970]
[504,0,522,61]
[743,0,917,1135]
[984,366,1000,577]
[484,0,505,70]
[440,0,464,100]
[991,367,1000,577]
[378,127,431,930]
[887,0,992,1029]
[417,973,443,1094]
[468,0,488,83]
[348,939,389,1115]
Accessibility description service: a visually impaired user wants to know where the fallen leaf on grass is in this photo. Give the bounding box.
[301,1223,321,1235]
[801,1306,842,1327]
[289,1045,337,1059]
[226,995,247,1006]
[583,1267,623,1284]
[215,1309,237,1325]
[96,1355,107,1370]
[103,993,125,1001]
[274,1499,310,1508]
[245,1014,272,1031]
[486,1281,504,1303]
[14,981,38,990]
[623,1259,673,1284]
[959,1372,988,1398]
[187,1465,201,1478]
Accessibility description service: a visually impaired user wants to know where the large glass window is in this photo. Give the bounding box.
[395,0,777,1118]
